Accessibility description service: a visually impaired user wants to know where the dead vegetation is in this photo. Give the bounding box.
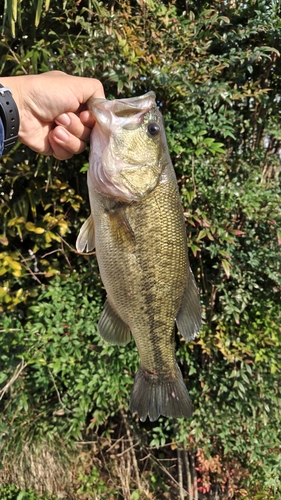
[0,412,244,499]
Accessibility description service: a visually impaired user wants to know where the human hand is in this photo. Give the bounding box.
[1,71,104,160]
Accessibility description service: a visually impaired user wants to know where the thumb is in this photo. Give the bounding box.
[78,77,105,103]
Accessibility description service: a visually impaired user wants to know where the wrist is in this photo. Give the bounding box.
[0,76,32,147]
[0,80,20,154]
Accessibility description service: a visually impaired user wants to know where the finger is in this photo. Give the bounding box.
[79,110,96,129]
[49,128,87,160]
[79,77,105,102]
[55,112,91,142]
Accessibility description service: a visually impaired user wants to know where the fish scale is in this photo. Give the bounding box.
[131,187,185,373]
[76,91,201,421]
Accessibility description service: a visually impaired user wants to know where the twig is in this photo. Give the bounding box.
[191,153,196,196]
[116,442,138,458]
[184,450,193,500]
[47,368,72,413]
[76,440,99,445]
[147,449,188,495]
[177,448,185,499]
[121,410,142,491]
[0,329,21,333]
[20,252,42,284]
[106,435,124,453]
[191,452,198,500]
[59,235,94,255]
[8,46,28,74]
[0,359,28,400]
[41,248,65,259]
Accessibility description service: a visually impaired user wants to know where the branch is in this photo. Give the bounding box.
[0,359,27,401]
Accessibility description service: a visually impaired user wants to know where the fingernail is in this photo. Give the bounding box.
[55,127,69,142]
[56,113,71,126]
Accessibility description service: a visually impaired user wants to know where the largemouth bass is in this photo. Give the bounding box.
[76,92,201,422]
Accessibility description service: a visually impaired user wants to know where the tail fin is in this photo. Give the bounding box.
[129,365,193,422]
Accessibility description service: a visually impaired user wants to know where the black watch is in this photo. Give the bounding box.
[0,84,20,155]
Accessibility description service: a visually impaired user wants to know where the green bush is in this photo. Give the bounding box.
[1,266,139,443]
[0,484,58,500]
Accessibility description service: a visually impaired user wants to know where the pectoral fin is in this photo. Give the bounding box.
[98,299,131,345]
[108,207,135,244]
[176,269,201,341]
[76,215,95,253]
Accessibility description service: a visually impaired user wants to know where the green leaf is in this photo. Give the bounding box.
[34,0,44,27]
[221,259,231,279]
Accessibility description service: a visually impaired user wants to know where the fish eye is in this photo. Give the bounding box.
[147,122,160,138]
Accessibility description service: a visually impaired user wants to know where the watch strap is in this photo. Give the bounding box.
[0,84,20,154]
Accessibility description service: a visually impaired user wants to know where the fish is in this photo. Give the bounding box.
[76,91,201,422]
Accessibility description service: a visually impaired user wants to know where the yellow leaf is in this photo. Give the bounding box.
[26,222,45,233]
[44,231,60,242]
[58,221,68,236]
[9,260,22,271]
[34,226,45,234]
[45,231,52,243]
[25,222,36,231]
[12,269,22,278]
[3,256,13,267]
[0,235,9,246]
[7,216,26,227]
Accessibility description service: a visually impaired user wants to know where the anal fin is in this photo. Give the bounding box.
[98,299,131,345]
[176,268,201,341]
[76,215,95,253]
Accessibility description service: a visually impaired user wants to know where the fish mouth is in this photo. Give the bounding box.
[87,91,156,128]
[113,91,156,118]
